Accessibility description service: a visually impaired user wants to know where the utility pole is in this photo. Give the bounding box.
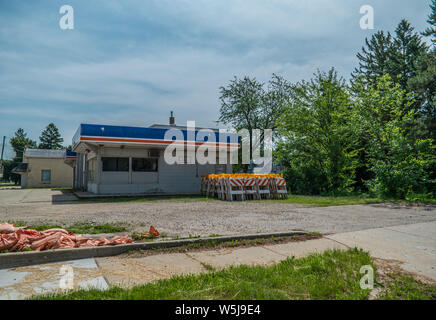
[0,136,5,179]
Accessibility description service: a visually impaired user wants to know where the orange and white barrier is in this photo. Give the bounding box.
[244,177,259,200]
[201,176,208,196]
[257,176,271,199]
[201,174,288,201]
[270,176,288,199]
[226,177,245,201]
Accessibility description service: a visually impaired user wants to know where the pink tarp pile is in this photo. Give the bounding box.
[0,222,132,252]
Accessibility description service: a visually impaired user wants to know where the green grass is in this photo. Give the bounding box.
[404,193,436,205]
[7,221,28,227]
[200,262,216,272]
[30,224,63,231]
[271,195,384,207]
[34,248,374,300]
[0,183,17,187]
[78,194,384,206]
[76,193,436,207]
[131,231,158,241]
[378,272,436,300]
[1,247,33,254]
[66,223,126,234]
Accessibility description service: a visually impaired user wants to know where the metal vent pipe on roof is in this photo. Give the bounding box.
[169,111,175,125]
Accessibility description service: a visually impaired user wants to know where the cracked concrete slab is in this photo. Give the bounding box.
[384,222,436,241]
[96,253,206,287]
[0,258,107,300]
[326,221,436,281]
[263,238,347,258]
[187,246,286,270]
[79,276,108,290]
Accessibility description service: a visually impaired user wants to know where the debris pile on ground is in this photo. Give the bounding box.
[0,222,133,252]
[131,225,160,241]
[145,225,159,237]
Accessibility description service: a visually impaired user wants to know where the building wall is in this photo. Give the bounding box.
[23,157,73,188]
[84,146,231,194]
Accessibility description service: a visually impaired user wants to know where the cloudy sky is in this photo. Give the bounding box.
[0,0,432,159]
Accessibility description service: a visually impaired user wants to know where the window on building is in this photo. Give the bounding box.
[132,158,158,172]
[102,157,129,172]
[41,170,51,183]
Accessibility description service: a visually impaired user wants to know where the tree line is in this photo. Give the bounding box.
[218,1,436,200]
[1,123,65,183]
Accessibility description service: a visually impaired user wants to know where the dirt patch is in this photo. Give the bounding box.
[368,258,436,300]
[372,202,436,210]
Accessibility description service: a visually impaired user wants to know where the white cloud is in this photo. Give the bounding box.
[0,0,432,149]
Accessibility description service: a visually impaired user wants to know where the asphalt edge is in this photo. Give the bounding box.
[74,192,200,199]
[0,231,307,269]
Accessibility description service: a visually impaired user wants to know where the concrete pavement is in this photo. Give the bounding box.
[326,221,436,280]
[2,189,436,237]
[0,221,435,299]
[0,238,346,299]
[0,189,77,205]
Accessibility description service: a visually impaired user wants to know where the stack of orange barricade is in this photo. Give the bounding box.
[201,174,288,201]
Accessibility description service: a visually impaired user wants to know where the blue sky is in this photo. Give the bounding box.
[0,0,433,159]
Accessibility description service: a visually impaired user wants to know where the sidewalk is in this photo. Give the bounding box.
[1,221,435,299]
[326,221,436,280]
[0,238,345,299]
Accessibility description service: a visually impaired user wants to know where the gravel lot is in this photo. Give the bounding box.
[1,189,436,237]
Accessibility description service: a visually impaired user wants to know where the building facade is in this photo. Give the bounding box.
[71,121,239,195]
[13,149,74,188]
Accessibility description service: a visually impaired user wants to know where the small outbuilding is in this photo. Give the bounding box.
[12,149,75,188]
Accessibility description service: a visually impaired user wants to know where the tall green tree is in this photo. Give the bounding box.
[9,128,37,184]
[276,68,357,195]
[38,123,64,149]
[1,160,18,184]
[352,20,427,94]
[218,76,263,167]
[408,49,436,139]
[218,75,290,166]
[390,20,428,92]
[352,75,435,198]
[352,19,430,141]
[10,128,37,162]
[423,0,436,44]
[352,31,395,87]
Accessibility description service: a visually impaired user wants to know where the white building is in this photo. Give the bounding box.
[71,115,239,195]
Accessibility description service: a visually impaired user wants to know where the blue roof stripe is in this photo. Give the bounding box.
[73,124,240,146]
[66,150,77,157]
